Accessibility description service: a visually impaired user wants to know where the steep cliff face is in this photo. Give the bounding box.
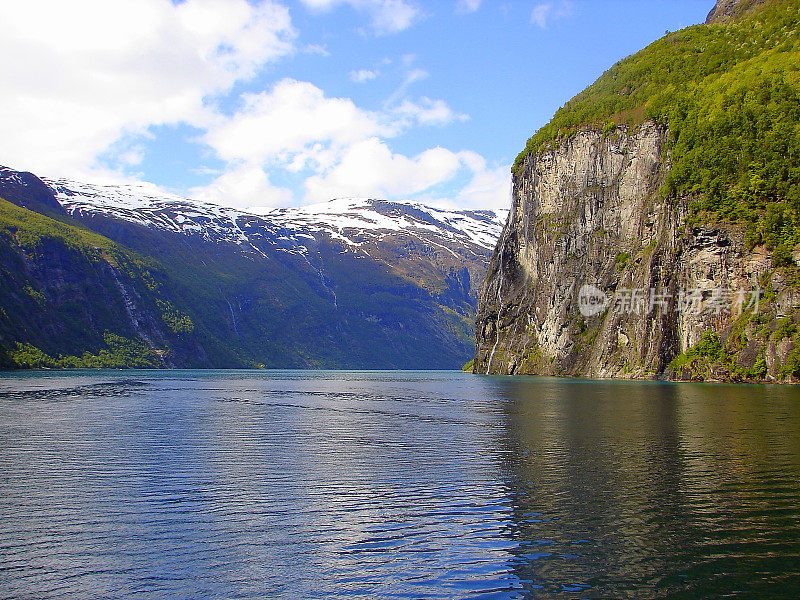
[0,199,209,369]
[474,0,800,382]
[474,121,796,382]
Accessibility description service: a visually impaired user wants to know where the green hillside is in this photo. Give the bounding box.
[0,194,481,370]
[515,0,800,256]
[0,198,189,368]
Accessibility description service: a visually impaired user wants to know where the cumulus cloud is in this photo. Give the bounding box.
[203,79,393,170]
[200,77,469,169]
[302,139,510,210]
[1,0,507,211]
[299,0,420,35]
[190,163,293,209]
[187,75,501,208]
[0,0,295,177]
[304,138,462,201]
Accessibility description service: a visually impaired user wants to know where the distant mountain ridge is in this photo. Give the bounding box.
[0,165,506,369]
[46,175,503,262]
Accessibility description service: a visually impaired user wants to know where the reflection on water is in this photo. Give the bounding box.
[496,379,800,598]
[0,370,798,599]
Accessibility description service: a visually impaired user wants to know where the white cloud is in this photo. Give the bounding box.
[190,163,293,209]
[302,139,509,210]
[408,152,511,211]
[0,0,505,211]
[455,0,482,14]
[455,162,512,210]
[203,79,393,170]
[368,0,420,34]
[304,138,463,202]
[0,0,295,177]
[299,0,420,35]
[191,77,489,209]
[350,69,380,83]
[531,1,573,28]
[395,97,469,127]
[200,77,469,171]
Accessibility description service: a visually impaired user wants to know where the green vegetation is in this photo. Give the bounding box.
[0,197,166,291]
[669,331,727,371]
[23,285,47,305]
[155,299,194,334]
[0,198,188,368]
[462,359,474,372]
[772,312,800,376]
[515,0,800,251]
[518,343,545,372]
[9,332,161,369]
[668,330,768,380]
[667,286,800,381]
[0,193,478,370]
[1,197,141,261]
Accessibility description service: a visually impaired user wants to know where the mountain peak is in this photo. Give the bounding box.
[0,166,67,218]
[705,0,771,24]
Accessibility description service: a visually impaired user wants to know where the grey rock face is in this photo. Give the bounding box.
[474,122,787,381]
[706,0,770,24]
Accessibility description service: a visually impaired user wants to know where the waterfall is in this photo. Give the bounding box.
[225,297,241,337]
[486,220,510,374]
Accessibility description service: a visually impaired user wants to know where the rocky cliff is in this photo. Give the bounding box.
[474,0,800,382]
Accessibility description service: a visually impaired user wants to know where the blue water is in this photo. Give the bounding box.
[1,370,799,599]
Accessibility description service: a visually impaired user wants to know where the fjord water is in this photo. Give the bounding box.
[1,371,799,599]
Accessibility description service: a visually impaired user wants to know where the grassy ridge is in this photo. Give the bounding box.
[515,0,800,166]
[0,196,195,328]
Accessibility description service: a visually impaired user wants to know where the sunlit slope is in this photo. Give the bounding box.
[515,0,800,256]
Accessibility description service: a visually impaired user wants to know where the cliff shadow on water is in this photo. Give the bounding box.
[491,376,800,597]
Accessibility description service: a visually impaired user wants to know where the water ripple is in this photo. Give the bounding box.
[0,371,799,599]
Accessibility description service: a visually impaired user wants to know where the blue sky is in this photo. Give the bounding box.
[0,0,711,210]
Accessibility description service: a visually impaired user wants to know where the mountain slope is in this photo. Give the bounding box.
[0,166,505,369]
[474,0,800,382]
[0,198,204,369]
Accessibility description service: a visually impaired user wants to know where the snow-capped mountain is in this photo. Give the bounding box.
[45,177,507,264]
[1,165,508,370]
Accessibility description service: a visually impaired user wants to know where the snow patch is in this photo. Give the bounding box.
[44,177,507,258]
